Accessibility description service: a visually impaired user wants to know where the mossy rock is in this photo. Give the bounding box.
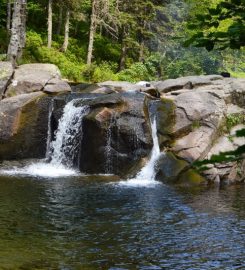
[155,152,189,182]
[178,169,206,186]
[149,98,176,147]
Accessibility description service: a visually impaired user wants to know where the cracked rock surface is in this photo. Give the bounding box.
[1,63,71,97]
[159,75,245,184]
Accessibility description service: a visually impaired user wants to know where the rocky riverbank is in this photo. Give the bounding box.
[0,62,244,185]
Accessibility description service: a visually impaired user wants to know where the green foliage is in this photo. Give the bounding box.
[155,46,223,79]
[195,127,245,170]
[185,0,245,50]
[195,128,245,171]
[1,0,245,83]
[118,62,157,82]
[33,47,84,82]
[0,28,8,54]
[93,36,121,63]
[81,62,118,82]
[226,114,245,132]
[22,32,85,81]
[25,30,43,48]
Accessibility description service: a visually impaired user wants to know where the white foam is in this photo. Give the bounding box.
[118,118,161,187]
[50,103,89,167]
[118,178,160,187]
[0,162,79,178]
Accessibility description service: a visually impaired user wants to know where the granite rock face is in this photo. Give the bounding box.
[157,75,245,185]
[0,92,51,160]
[50,92,154,177]
[0,71,244,185]
[0,63,71,98]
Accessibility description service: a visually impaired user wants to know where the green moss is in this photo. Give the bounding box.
[191,120,201,130]
[156,152,189,182]
[178,169,206,186]
[155,98,176,146]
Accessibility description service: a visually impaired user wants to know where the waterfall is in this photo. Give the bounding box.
[119,117,161,186]
[49,101,89,167]
[1,99,90,178]
[135,118,161,181]
[105,115,114,174]
[45,99,54,159]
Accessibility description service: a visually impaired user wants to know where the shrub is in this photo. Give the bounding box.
[25,30,43,48]
[81,62,118,82]
[118,62,157,82]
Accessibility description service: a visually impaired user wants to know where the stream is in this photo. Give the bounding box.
[0,174,244,269]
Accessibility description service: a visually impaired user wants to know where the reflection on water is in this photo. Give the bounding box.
[0,174,244,269]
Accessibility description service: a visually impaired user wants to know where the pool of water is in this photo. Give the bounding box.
[0,173,244,269]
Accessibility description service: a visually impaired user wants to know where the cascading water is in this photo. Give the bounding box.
[135,118,161,181]
[119,117,162,187]
[49,102,89,167]
[105,115,115,174]
[45,99,54,159]
[1,99,89,178]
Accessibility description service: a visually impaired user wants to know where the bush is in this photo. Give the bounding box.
[25,30,43,48]
[81,62,118,82]
[118,62,157,82]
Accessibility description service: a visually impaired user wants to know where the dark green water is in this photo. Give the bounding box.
[0,174,244,270]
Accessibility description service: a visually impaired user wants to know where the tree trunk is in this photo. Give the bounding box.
[7,0,27,68]
[119,41,127,71]
[47,0,53,48]
[61,9,70,52]
[6,0,12,32]
[56,5,63,35]
[119,27,127,71]
[87,0,96,65]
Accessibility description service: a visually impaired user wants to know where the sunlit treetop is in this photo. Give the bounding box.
[184,0,245,50]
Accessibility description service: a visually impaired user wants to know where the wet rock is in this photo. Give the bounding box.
[155,152,189,182]
[178,169,206,186]
[78,92,153,176]
[149,98,175,147]
[74,92,123,108]
[72,83,117,94]
[91,86,116,94]
[71,82,94,92]
[140,87,160,98]
[0,92,51,160]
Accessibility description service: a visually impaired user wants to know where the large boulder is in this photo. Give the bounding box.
[0,61,14,99]
[68,92,154,176]
[152,75,223,93]
[98,81,142,92]
[0,92,51,160]
[153,75,245,185]
[5,63,71,97]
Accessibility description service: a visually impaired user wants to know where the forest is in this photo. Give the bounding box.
[0,0,245,83]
